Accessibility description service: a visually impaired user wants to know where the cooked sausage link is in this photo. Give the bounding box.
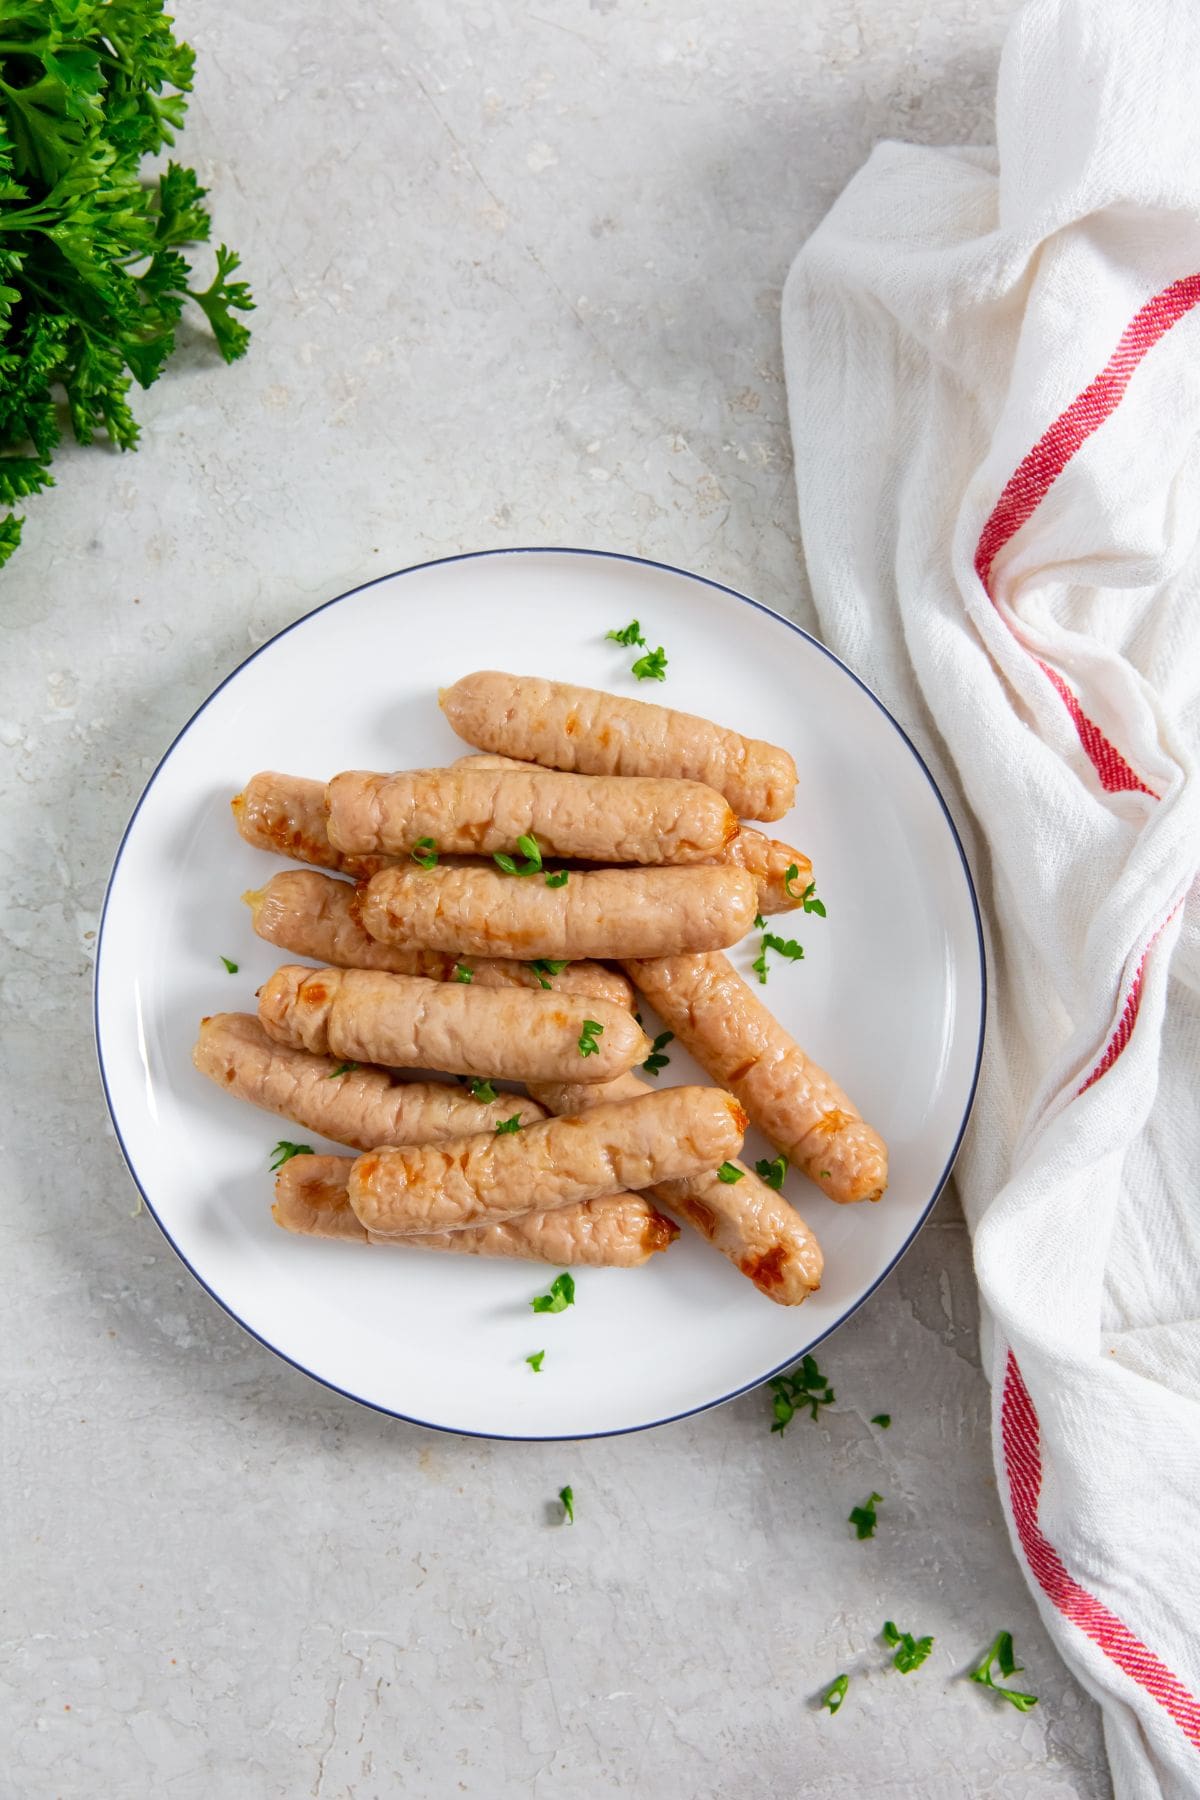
[326,767,737,865]
[359,863,758,961]
[440,671,797,821]
[623,953,888,1204]
[245,869,633,1008]
[193,1012,547,1148]
[257,964,648,1083]
[274,1154,678,1264]
[530,1071,822,1304]
[454,753,813,917]
[232,771,398,879]
[349,1086,748,1235]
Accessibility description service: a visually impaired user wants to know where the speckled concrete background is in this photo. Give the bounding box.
[1,3,1113,1795]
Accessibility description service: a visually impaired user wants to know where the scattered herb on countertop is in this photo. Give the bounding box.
[755,1155,788,1191]
[821,1674,848,1715]
[270,1140,313,1171]
[631,645,668,682]
[219,955,238,973]
[849,1492,883,1540]
[717,1162,744,1184]
[494,833,542,877]
[558,1484,574,1524]
[577,1019,603,1058]
[327,1062,359,1078]
[0,0,254,569]
[531,1272,575,1314]
[969,1632,1038,1711]
[495,1114,523,1135]
[871,1413,891,1428]
[529,958,569,989]
[768,1352,834,1432]
[410,837,438,868]
[526,1350,545,1374]
[882,1621,934,1674]
[641,1030,673,1076]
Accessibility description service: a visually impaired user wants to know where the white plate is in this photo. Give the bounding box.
[95,549,984,1439]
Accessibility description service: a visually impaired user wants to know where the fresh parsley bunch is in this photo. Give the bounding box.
[0,0,253,567]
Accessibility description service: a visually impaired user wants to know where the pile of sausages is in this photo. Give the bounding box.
[193,671,889,1307]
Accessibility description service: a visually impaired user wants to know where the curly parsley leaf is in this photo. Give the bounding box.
[494,1114,523,1135]
[849,1492,883,1539]
[768,1353,834,1432]
[631,644,668,682]
[466,1078,497,1102]
[641,1030,673,1076]
[968,1633,1038,1711]
[270,1140,313,1171]
[606,619,645,647]
[453,963,473,983]
[577,1019,603,1058]
[532,1272,575,1314]
[882,1621,934,1674]
[800,881,827,917]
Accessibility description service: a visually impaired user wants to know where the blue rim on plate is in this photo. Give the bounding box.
[94,546,987,1441]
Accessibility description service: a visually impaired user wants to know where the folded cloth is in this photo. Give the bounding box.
[782,3,1200,1793]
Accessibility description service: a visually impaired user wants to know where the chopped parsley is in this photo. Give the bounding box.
[544,870,569,888]
[882,1621,934,1674]
[577,1019,604,1058]
[800,880,827,917]
[755,1155,789,1191]
[631,645,668,682]
[531,1272,575,1314]
[763,931,804,962]
[410,837,438,869]
[849,1492,883,1539]
[494,833,543,876]
[871,1413,891,1429]
[768,1353,834,1432]
[466,1078,498,1102]
[716,1162,744,1184]
[641,1030,674,1076]
[751,944,769,983]
[453,963,474,983]
[270,1140,313,1171]
[327,1062,359,1078]
[968,1633,1038,1712]
[821,1674,848,1715]
[559,1484,575,1524]
[529,958,569,990]
[526,1350,545,1373]
[495,1114,523,1135]
[606,619,645,647]
[219,955,238,974]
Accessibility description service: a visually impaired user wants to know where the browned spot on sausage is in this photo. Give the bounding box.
[549,1010,569,1027]
[357,1154,380,1183]
[677,1198,717,1239]
[200,1014,211,1026]
[727,1059,756,1083]
[740,1244,790,1291]
[726,1097,749,1132]
[224,1069,235,1085]
[302,983,327,1005]
[643,1210,680,1253]
[563,713,579,736]
[812,1107,854,1137]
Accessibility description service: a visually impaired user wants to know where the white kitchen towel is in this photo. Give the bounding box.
[782,2,1200,1794]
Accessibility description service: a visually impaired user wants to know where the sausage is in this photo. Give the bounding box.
[440,671,797,821]
[623,953,888,1204]
[193,1012,547,1148]
[232,772,398,880]
[257,965,649,1084]
[327,766,737,866]
[348,1085,747,1234]
[530,1072,822,1304]
[358,863,758,961]
[453,754,810,915]
[273,1154,678,1264]
[244,869,634,1008]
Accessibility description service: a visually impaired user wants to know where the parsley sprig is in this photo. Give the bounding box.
[465,1078,497,1102]
[641,1030,673,1076]
[755,1155,789,1191]
[768,1353,834,1432]
[0,4,253,569]
[968,1633,1038,1711]
[577,1019,604,1058]
[606,619,644,647]
[849,1492,883,1539]
[605,619,668,681]
[882,1621,934,1674]
[531,1272,575,1314]
[494,833,543,877]
[782,866,827,916]
[529,958,569,989]
[270,1140,313,1171]
[495,1114,523,1135]
[717,1162,744,1184]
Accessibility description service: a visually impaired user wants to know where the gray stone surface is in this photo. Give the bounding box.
[1,1,1111,1794]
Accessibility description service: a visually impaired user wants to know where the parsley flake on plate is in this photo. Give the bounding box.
[755,1155,788,1191]
[641,1030,674,1076]
[631,645,668,682]
[606,619,645,648]
[526,1350,545,1374]
[219,955,238,974]
[531,1272,575,1314]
